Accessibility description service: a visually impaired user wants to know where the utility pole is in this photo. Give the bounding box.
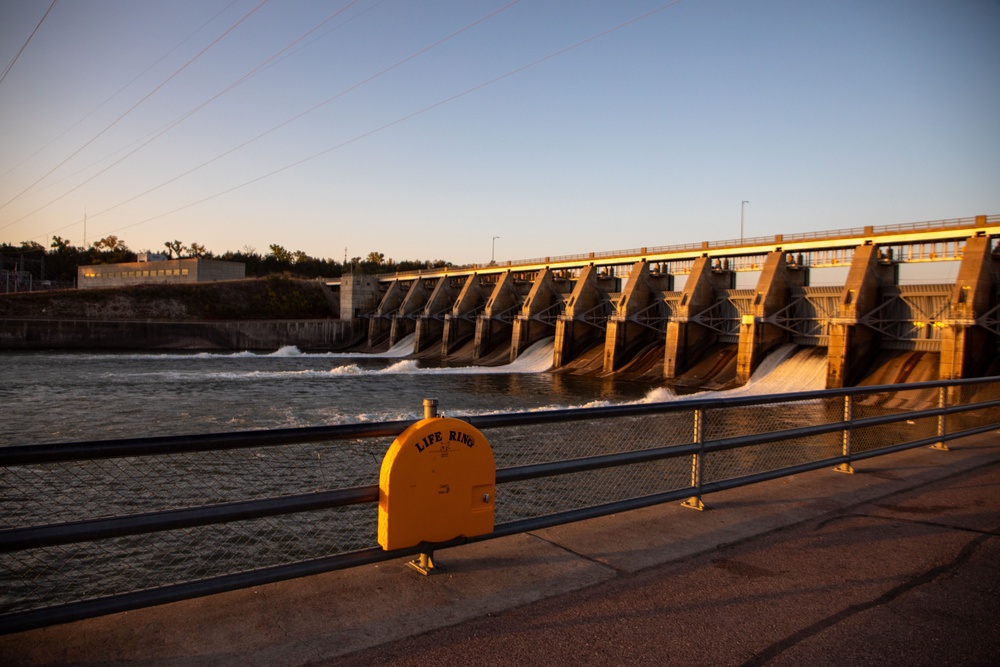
[740,201,749,243]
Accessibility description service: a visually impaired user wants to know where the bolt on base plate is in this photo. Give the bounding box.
[407,551,443,575]
[681,496,706,511]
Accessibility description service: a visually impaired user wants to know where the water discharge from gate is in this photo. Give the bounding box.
[3,342,826,446]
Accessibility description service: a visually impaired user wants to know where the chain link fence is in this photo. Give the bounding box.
[3,377,999,632]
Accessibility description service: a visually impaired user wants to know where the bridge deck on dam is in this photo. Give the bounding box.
[330,214,1000,285]
[334,214,1000,389]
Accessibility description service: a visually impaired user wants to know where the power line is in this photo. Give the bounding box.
[0,0,272,214]
[31,0,519,242]
[100,0,687,240]
[0,0,241,184]
[7,0,367,195]
[5,0,365,235]
[0,0,58,88]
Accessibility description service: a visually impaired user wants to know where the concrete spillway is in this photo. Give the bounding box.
[338,215,1000,388]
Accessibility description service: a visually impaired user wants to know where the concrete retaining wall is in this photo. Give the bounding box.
[0,318,356,351]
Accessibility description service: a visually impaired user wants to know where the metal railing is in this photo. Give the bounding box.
[383,214,1000,278]
[1,270,74,293]
[2,376,999,634]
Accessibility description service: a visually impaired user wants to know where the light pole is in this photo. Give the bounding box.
[491,236,500,264]
[740,200,749,243]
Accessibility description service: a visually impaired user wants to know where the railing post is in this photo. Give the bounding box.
[835,395,855,474]
[931,386,950,451]
[411,398,441,574]
[682,407,706,510]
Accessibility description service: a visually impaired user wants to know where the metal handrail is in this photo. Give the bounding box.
[3,375,999,635]
[383,214,999,279]
[0,420,413,465]
[3,375,996,465]
[8,410,999,636]
[0,487,379,553]
[6,394,997,554]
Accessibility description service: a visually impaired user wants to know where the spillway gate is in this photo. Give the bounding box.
[336,214,1000,387]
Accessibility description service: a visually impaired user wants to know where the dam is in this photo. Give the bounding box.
[334,214,1000,387]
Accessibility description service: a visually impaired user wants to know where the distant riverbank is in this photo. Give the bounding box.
[0,276,337,321]
[0,317,356,351]
[0,277,359,351]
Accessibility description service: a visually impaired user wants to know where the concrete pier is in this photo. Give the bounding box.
[388,278,434,349]
[735,251,808,384]
[939,234,998,380]
[367,279,408,348]
[664,256,734,378]
[602,261,672,373]
[339,274,380,321]
[473,271,525,361]
[554,265,613,368]
[511,269,570,362]
[441,275,491,358]
[826,244,898,388]
[413,276,462,354]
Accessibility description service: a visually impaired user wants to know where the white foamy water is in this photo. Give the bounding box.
[2,342,826,445]
[373,334,418,358]
[737,345,829,395]
[76,341,409,362]
[136,338,557,383]
[638,345,828,404]
[506,338,556,373]
[0,337,621,444]
[360,338,555,376]
[268,345,305,358]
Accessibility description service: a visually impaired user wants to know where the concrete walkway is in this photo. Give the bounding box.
[4,432,999,666]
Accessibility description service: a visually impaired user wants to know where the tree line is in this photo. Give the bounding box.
[0,236,451,285]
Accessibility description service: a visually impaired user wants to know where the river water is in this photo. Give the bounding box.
[1,336,617,447]
[1,336,829,447]
[1,340,843,614]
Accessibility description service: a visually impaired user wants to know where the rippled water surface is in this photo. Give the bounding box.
[1,338,652,446]
[1,339,840,615]
[1,337,832,447]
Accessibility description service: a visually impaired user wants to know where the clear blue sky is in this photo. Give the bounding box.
[1,0,998,265]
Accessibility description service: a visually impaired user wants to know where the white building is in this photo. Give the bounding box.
[78,258,245,289]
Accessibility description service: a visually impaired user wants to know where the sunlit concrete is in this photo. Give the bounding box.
[345,216,1000,384]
